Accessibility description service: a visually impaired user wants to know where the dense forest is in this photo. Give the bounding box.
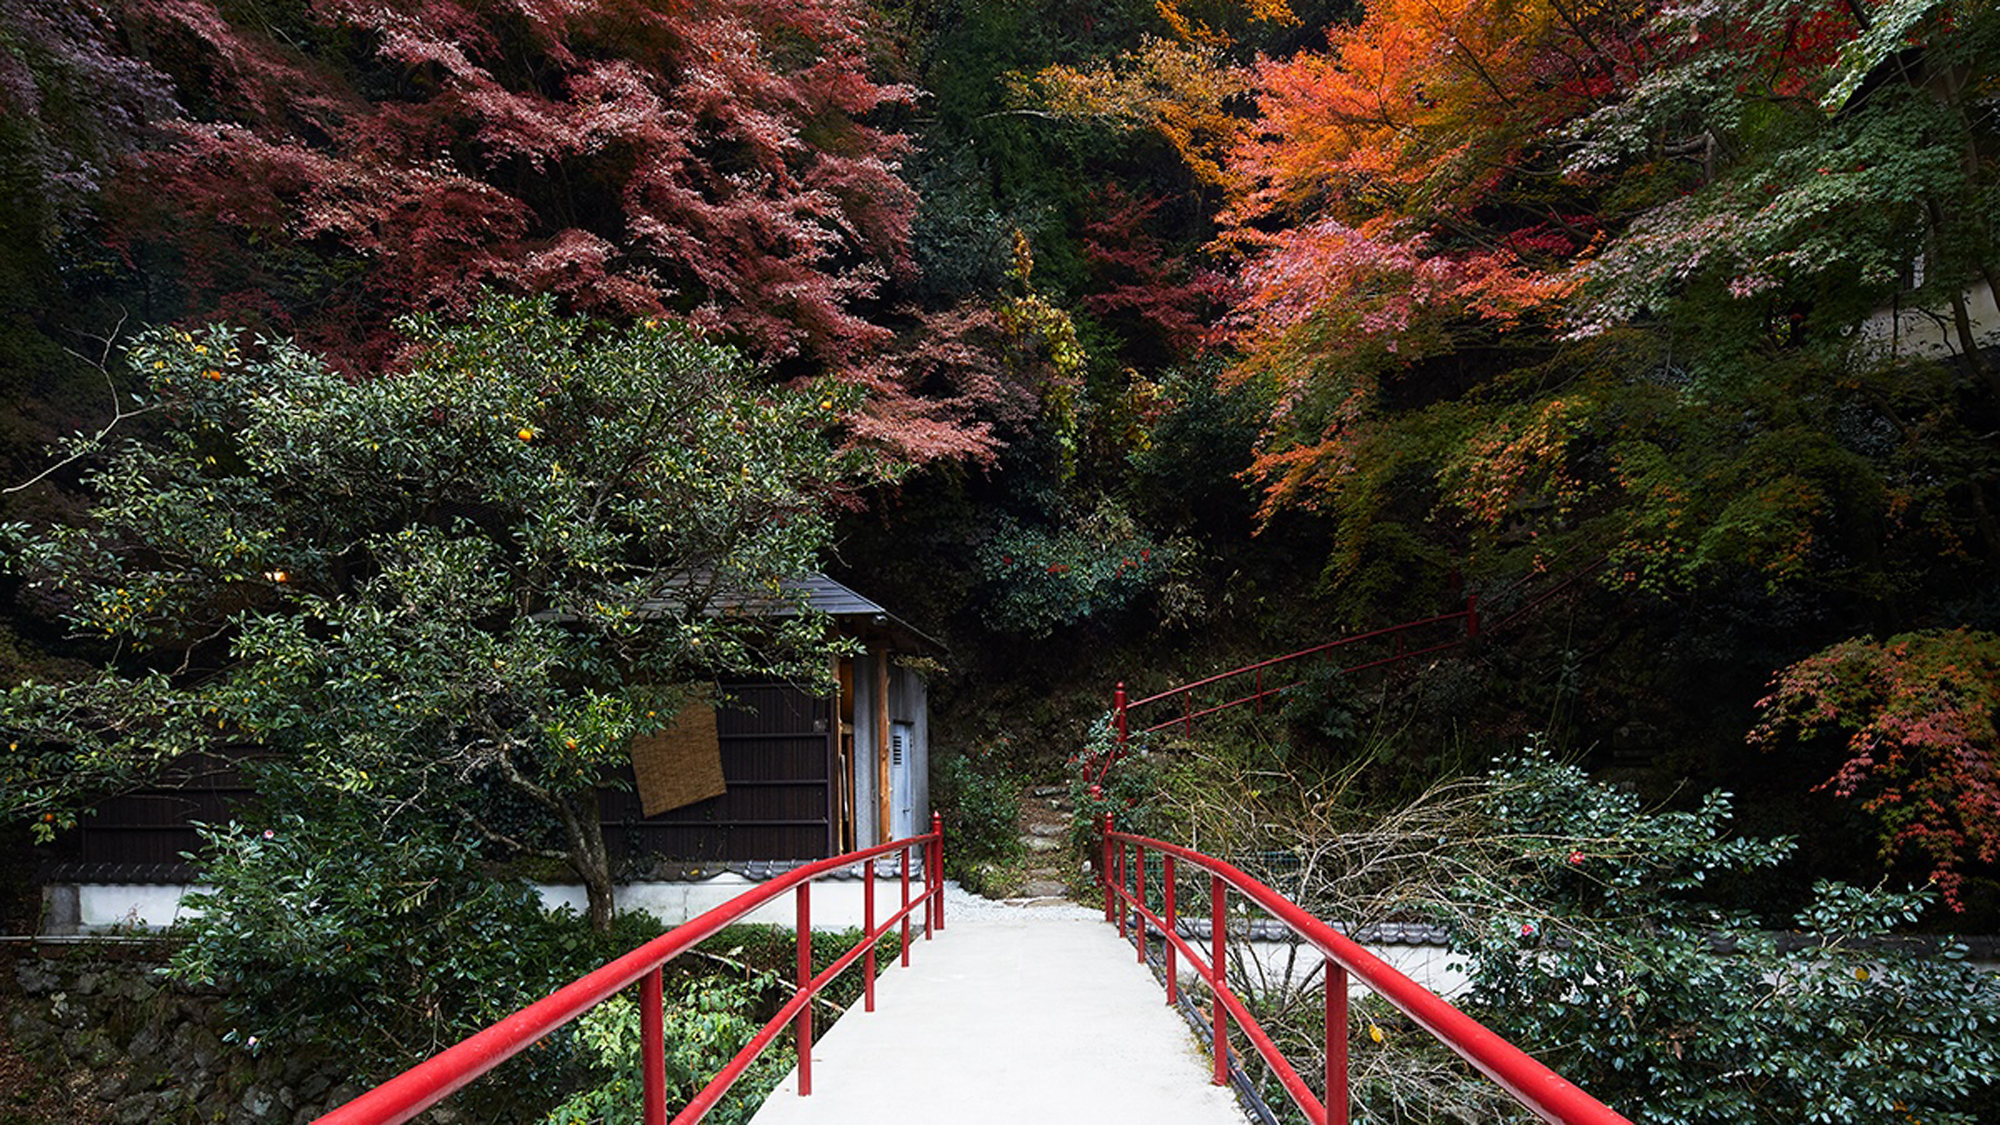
[2,0,1999,1118]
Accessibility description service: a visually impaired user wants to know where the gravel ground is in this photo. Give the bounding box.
[939,881,1102,924]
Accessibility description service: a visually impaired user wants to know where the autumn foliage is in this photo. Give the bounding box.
[106,0,917,373]
[1754,630,2000,910]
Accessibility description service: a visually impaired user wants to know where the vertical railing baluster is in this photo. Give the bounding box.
[795,883,813,1097]
[863,857,877,1013]
[899,845,911,967]
[1327,961,1349,1125]
[1135,845,1147,964]
[1116,841,1128,939]
[1211,875,1228,1086]
[1164,855,1178,1006]
[1102,814,1114,922]
[641,967,665,1125]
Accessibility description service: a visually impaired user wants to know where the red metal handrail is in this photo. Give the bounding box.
[317,814,946,1125]
[1100,818,1632,1125]
[1095,597,1479,783]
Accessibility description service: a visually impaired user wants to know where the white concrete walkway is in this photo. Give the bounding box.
[746,894,1247,1125]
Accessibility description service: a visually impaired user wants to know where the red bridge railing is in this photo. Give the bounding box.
[1097,597,1478,783]
[1100,819,1632,1125]
[317,815,946,1125]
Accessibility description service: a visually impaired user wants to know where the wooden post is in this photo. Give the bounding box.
[876,648,891,844]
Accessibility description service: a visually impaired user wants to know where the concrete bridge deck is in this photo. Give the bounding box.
[746,892,1248,1125]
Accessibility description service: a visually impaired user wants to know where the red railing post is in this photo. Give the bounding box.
[1115,682,1129,752]
[1327,961,1349,1125]
[1164,855,1178,1006]
[932,811,945,933]
[1135,844,1147,964]
[1210,874,1228,1086]
[1102,814,1115,922]
[863,858,877,1013]
[1116,840,1128,939]
[899,845,911,967]
[795,882,813,1097]
[641,967,666,1125]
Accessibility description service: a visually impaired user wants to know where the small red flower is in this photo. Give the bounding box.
[1519,921,1538,938]
[1089,785,1102,798]
[1567,850,1585,865]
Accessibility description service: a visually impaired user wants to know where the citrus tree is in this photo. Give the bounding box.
[2,294,864,930]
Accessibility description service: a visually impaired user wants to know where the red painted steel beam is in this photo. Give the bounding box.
[1109,832,1634,1125]
[317,829,942,1125]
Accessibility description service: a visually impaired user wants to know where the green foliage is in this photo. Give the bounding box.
[975,502,1173,636]
[167,794,654,1071]
[933,739,1025,896]
[1447,748,2000,1124]
[1,294,862,928]
[541,979,790,1125]
[1066,714,1163,858]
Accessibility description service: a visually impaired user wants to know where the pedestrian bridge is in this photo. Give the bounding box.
[313,820,1631,1125]
[747,897,1244,1125]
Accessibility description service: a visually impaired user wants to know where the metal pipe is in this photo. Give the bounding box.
[1328,961,1348,1125]
[1102,813,1114,922]
[932,811,945,933]
[642,968,666,1125]
[1210,874,1227,1087]
[1135,845,1147,964]
[795,883,812,1097]
[1164,855,1178,1006]
[863,858,876,1013]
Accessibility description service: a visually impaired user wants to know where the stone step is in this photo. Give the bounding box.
[1030,785,1067,798]
[1021,836,1062,853]
[1025,822,1065,838]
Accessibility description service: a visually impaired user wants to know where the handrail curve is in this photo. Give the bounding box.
[1098,598,1479,785]
[318,816,946,1125]
[1102,821,1632,1125]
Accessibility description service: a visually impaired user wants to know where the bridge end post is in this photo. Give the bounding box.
[932,811,945,932]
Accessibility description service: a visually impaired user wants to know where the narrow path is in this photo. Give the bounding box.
[745,891,1247,1125]
[1010,786,1074,901]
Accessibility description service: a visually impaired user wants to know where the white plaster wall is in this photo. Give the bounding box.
[77,883,213,931]
[1221,938,1472,1001]
[536,876,938,932]
[1855,278,2000,363]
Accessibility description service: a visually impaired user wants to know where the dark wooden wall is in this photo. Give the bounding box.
[601,682,834,863]
[53,682,835,874]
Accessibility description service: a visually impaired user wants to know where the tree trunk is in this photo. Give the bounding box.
[557,789,617,933]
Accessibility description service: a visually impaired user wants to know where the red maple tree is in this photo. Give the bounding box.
[107,0,917,374]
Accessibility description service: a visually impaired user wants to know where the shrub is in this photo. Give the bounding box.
[975,503,1173,637]
[1445,749,2000,1124]
[934,739,1024,896]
